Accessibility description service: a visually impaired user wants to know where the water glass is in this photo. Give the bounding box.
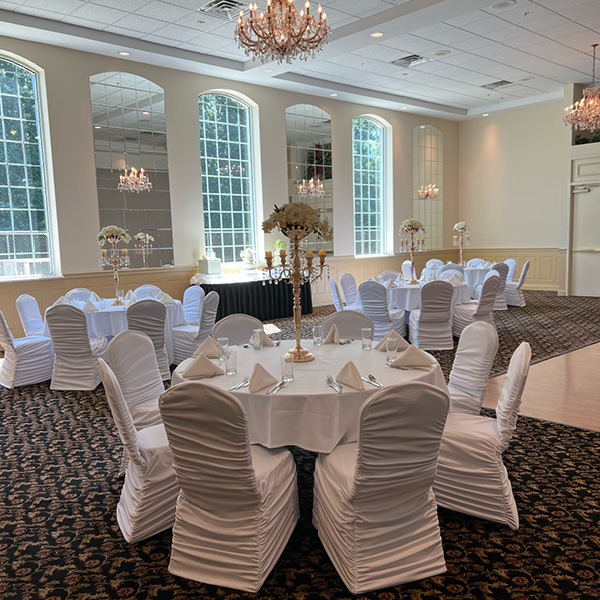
[252,328,263,351]
[386,338,398,364]
[217,337,229,361]
[225,349,237,375]
[361,327,373,350]
[117,289,124,300]
[281,355,294,382]
[312,324,323,347]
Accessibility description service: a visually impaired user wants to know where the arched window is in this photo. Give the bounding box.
[0,57,53,277]
[352,117,385,256]
[199,93,256,263]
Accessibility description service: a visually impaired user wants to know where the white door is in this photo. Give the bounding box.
[571,186,600,297]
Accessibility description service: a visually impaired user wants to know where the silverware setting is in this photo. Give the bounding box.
[229,376,250,391]
[338,339,353,345]
[326,375,343,394]
[267,380,286,394]
[243,340,281,348]
[362,374,382,388]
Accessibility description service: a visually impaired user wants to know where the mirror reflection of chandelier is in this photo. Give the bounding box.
[564,43,600,131]
[297,177,324,198]
[235,0,331,64]
[418,184,439,199]
[118,167,152,193]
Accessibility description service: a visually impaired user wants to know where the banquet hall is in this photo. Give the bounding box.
[0,0,599,598]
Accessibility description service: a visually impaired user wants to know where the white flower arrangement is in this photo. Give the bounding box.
[453,221,469,232]
[135,232,154,244]
[240,247,256,262]
[262,201,333,240]
[399,218,425,234]
[97,225,131,246]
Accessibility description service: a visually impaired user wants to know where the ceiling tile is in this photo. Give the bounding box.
[109,14,165,35]
[148,23,201,42]
[137,1,193,22]
[69,3,129,25]
[88,0,148,9]
[21,0,84,12]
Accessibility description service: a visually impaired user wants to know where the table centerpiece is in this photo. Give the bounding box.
[134,231,154,268]
[399,218,425,284]
[98,225,131,305]
[453,221,470,266]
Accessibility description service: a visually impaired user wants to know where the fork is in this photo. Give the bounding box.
[229,376,249,391]
[326,375,343,394]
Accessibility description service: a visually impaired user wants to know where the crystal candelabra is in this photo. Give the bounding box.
[297,177,324,198]
[99,237,130,305]
[135,238,153,268]
[453,228,470,267]
[418,184,439,199]
[400,231,425,284]
[265,227,327,362]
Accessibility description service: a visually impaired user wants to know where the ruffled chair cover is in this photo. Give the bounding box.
[505,260,530,307]
[172,291,220,364]
[106,331,164,430]
[329,277,345,312]
[126,299,170,381]
[46,304,107,390]
[98,359,178,543]
[134,284,162,299]
[182,285,205,325]
[159,382,299,592]
[357,280,405,340]
[322,310,375,340]
[401,260,413,281]
[440,263,464,276]
[433,342,531,530]
[339,273,361,307]
[504,258,517,282]
[212,313,263,345]
[313,382,449,594]
[427,258,444,269]
[409,281,454,350]
[16,293,44,336]
[448,321,498,415]
[451,272,500,337]
[0,310,53,388]
[474,263,508,311]
[379,270,400,283]
[65,288,93,303]
[466,258,486,267]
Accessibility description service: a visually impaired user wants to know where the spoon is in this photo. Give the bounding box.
[368,374,383,387]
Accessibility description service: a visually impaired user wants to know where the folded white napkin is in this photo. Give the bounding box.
[249,329,274,348]
[248,363,278,393]
[336,361,364,390]
[389,345,434,369]
[181,353,224,379]
[90,291,101,302]
[157,291,176,305]
[448,274,463,285]
[375,330,410,352]
[428,273,436,282]
[124,290,135,302]
[82,300,99,313]
[483,261,493,268]
[193,336,225,359]
[383,279,397,288]
[53,296,69,306]
[323,324,339,345]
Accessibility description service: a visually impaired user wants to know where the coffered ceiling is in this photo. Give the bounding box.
[0,0,598,119]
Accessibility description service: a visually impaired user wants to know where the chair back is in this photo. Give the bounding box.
[504,258,517,282]
[516,260,530,289]
[16,294,44,337]
[358,280,392,327]
[213,313,263,345]
[352,382,449,508]
[329,277,344,312]
[401,260,412,281]
[339,273,360,305]
[0,311,15,351]
[449,321,498,406]
[466,258,486,267]
[183,285,205,323]
[379,270,400,283]
[126,299,166,352]
[426,259,444,269]
[440,263,464,276]
[65,288,93,303]
[419,281,453,322]
[107,330,165,411]
[495,342,531,452]
[160,381,261,512]
[134,284,162,299]
[98,359,144,468]
[322,310,374,340]
[198,291,220,343]
[491,263,509,292]
[473,272,500,319]
[46,305,92,358]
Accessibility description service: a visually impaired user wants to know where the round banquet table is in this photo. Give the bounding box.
[171,339,448,454]
[463,267,491,297]
[386,282,471,312]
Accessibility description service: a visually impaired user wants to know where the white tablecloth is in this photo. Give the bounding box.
[463,268,491,297]
[386,282,471,312]
[43,299,187,363]
[171,339,448,453]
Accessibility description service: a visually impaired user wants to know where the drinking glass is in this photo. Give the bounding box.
[281,355,294,382]
[361,327,373,350]
[386,338,399,364]
[252,328,263,350]
[225,349,237,375]
[312,324,323,347]
[117,289,124,300]
[217,337,229,362]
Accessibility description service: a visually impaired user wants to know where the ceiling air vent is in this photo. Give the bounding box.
[198,0,247,20]
[481,80,513,90]
[390,54,429,68]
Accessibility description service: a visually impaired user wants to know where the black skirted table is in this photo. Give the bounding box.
[190,272,312,322]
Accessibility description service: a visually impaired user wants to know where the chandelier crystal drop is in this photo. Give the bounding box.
[235,0,331,64]
[418,184,439,199]
[564,44,600,132]
[297,177,324,197]
[118,167,152,193]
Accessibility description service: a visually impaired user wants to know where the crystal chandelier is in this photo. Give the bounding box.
[235,0,331,64]
[418,184,439,199]
[564,44,600,131]
[297,177,324,197]
[118,167,152,193]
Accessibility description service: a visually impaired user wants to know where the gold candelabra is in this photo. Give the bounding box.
[453,228,470,266]
[265,227,326,362]
[400,230,425,284]
[135,238,153,268]
[99,236,130,305]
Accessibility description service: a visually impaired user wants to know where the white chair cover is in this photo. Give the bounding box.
[0,310,53,388]
[339,273,361,306]
[433,342,531,530]
[409,281,454,350]
[159,381,299,592]
[440,263,464,276]
[322,310,375,340]
[473,263,509,311]
[466,258,486,267]
[134,284,162,299]
[451,272,500,337]
[401,260,413,281]
[357,280,405,340]
[379,270,400,282]
[46,304,107,390]
[65,288,93,303]
[505,260,530,307]
[504,258,517,282]
[448,321,498,415]
[426,258,444,269]
[98,359,178,543]
[16,293,44,336]
[439,269,464,282]
[172,291,220,364]
[212,313,264,345]
[106,331,164,430]
[126,299,170,381]
[182,285,205,325]
[329,277,344,312]
[313,382,449,594]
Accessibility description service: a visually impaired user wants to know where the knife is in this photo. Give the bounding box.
[267,380,284,394]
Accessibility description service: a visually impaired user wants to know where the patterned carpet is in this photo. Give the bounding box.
[2,291,600,599]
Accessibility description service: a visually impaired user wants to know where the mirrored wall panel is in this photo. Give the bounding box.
[90,72,174,268]
[286,104,333,254]
[412,124,443,250]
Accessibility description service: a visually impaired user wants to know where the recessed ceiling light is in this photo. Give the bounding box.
[519,76,535,82]
[431,50,451,57]
[370,32,384,38]
[482,113,490,117]
[420,125,427,128]
[400,107,407,110]
[330,93,338,97]
[94,125,101,129]
[402,72,408,76]
[264,68,273,73]
[118,51,130,56]
[142,111,150,115]
[492,0,516,9]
